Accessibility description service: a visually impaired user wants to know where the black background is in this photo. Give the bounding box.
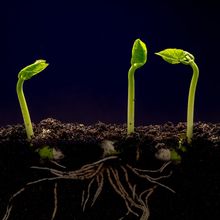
[1,0,219,126]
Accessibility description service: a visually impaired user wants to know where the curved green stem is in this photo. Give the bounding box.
[16,78,34,140]
[187,60,199,143]
[127,65,136,134]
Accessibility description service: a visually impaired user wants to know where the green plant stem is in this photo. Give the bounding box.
[127,65,136,134]
[16,78,34,140]
[187,60,199,143]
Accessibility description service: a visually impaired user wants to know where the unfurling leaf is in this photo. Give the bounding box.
[18,59,49,80]
[131,39,147,68]
[155,48,187,64]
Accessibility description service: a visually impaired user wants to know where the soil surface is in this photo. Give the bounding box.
[0,118,220,220]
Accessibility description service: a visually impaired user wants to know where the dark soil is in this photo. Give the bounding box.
[0,118,220,220]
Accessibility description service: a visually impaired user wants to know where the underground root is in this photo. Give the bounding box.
[2,156,174,220]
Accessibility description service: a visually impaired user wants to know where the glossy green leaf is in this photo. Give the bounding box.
[155,48,186,64]
[131,39,147,67]
[18,59,49,80]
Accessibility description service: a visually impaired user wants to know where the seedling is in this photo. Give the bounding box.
[127,39,147,135]
[16,59,49,140]
[155,49,199,143]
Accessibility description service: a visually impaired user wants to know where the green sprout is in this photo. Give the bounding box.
[155,49,199,143]
[127,39,147,135]
[16,60,49,140]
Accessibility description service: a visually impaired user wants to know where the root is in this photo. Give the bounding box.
[126,164,175,193]
[51,182,58,220]
[91,172,104,207]
[82,178,95,211]
[2,155,174,220]
[106,167,140,217]
[2,177,60,220]
[107,166,161,220]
